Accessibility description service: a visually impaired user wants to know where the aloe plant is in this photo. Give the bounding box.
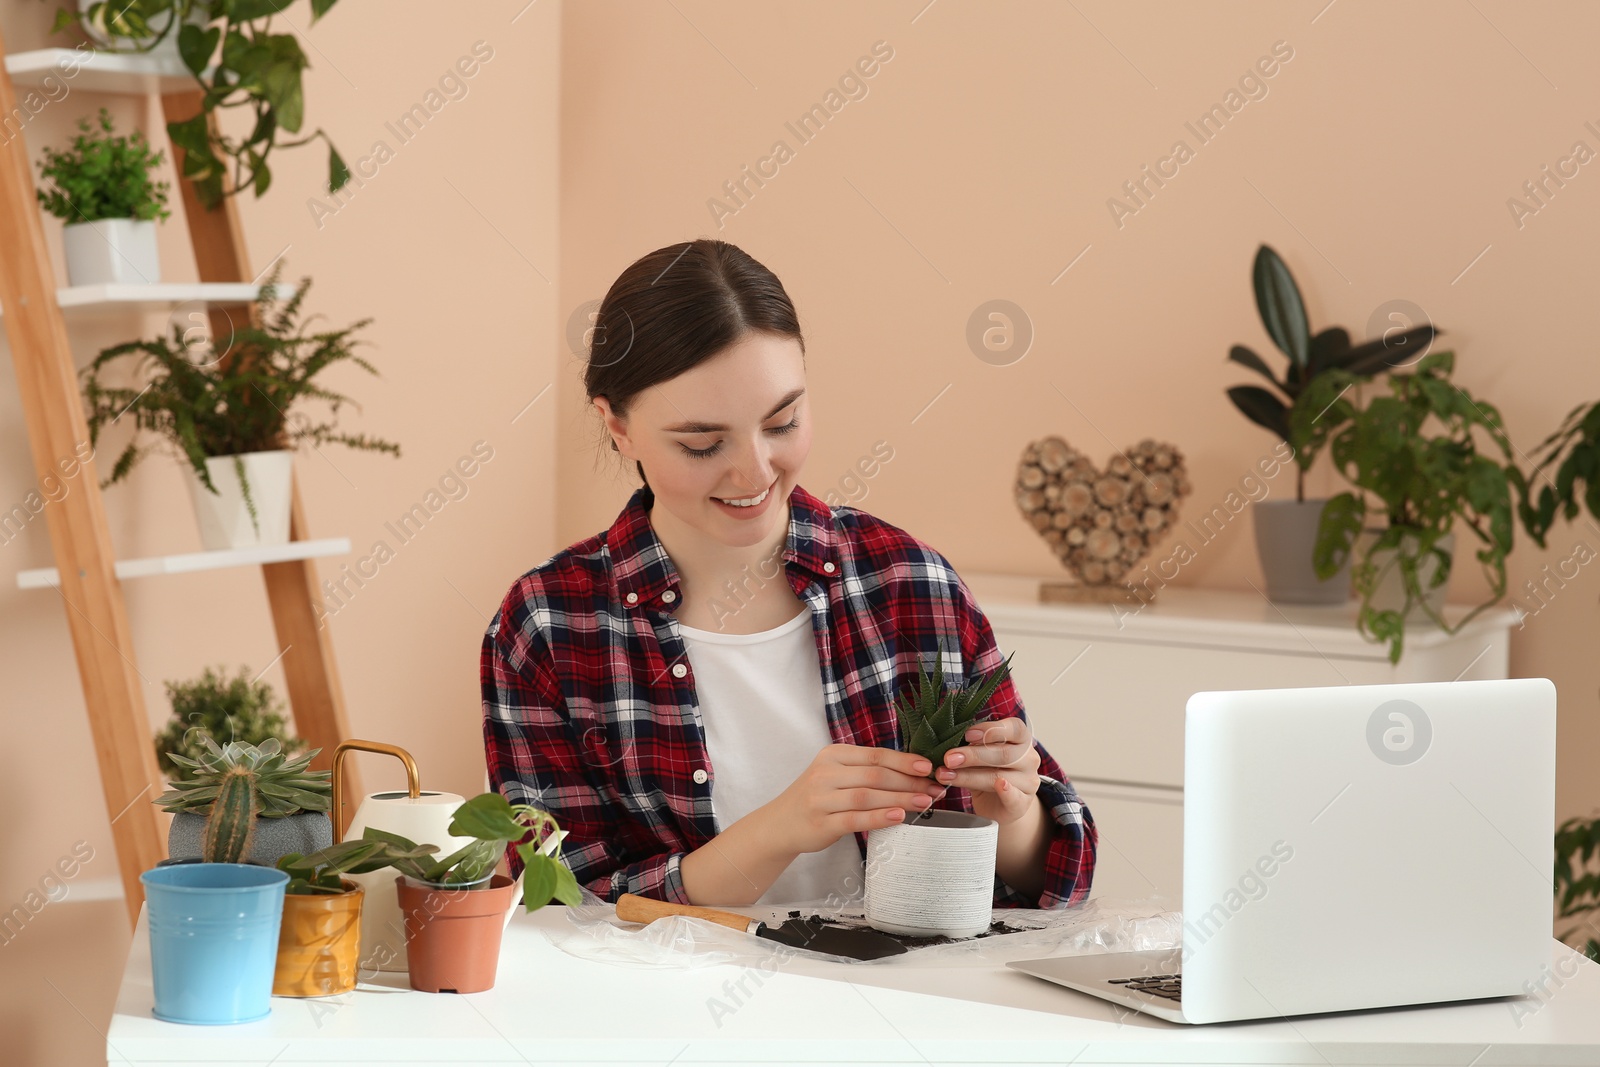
[894,651,1015,780]
[1227,244,1438,501]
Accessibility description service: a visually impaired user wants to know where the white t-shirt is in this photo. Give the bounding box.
[678,608,866,906]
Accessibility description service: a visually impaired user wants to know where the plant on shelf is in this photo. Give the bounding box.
[894,651,1014,793]
[1554,814,1600,963]
[1226,244,1438,501]
[153,665,304,778]
[55,1,350,210]
[271,836,439,998]
[79,259,399,549]
[36,106,172,287]
[1289,349,1520,664]
[372,791,580,994]
[1225,244,1441,605]
[155,735,333,866]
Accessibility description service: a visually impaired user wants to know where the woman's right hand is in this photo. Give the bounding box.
[760,743,948,856]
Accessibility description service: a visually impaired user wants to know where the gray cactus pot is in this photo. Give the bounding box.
[1253,498,1352,605]
[167,811,333,867]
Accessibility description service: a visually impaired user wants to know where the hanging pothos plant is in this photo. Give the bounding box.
[55,1,351,210]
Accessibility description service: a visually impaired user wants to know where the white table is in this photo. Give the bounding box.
[107,904,1600,1065]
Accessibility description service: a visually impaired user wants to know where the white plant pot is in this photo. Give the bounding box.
[75,0,203,59]
[865,809,998,938]
[61,218,161,287]
[184,450,294,551]
[1355,528,1456,622]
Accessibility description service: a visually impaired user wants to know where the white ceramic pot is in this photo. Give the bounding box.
[61,218,161,287]
[75,0,203,59]
[865,809,998,938]
[1354,528,1456,622]
[184,450,294,551]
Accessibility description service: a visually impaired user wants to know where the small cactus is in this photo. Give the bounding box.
[201,766,260,863]
[894,650,1016,778]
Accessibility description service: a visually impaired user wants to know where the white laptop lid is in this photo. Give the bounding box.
[1180,677,1555,1024]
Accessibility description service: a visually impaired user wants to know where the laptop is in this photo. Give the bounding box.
[1007,677,1556,1025]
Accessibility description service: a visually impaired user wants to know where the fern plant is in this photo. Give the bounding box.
[894,651,1015,789]
[80,259,399,511]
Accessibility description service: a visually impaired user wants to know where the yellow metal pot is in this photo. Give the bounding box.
[272,879,364,997]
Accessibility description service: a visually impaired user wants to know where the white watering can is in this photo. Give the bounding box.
[333,740,476,974]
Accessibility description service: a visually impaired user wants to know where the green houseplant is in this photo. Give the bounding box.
[374,791,579,993]
[156,735,333,867]
[1227,244,1438,604]
[1290,349,1519,664]
[153,664,303,778]
[56,1,350,211]
[36,106,171,286]
[1554,815,1600,963]
[271,836,438,997]
[80,259,399,549]
[893,651,1014,792]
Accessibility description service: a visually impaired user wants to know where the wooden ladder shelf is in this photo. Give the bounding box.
[0,30,362,925]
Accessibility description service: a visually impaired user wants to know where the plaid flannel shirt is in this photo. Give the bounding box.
[481,482,1096,907]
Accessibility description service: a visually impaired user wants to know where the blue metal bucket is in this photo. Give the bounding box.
[141,863,289,1025]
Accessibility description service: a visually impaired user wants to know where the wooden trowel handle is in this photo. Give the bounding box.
[615,892,757,933]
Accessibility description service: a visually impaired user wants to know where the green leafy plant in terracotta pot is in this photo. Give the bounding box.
[153,664,303,778]
[156,735,333,867]
[36,106,171,286]
[55,0,350,210]
[80,260,399,550]
[1289,349,1519,664]
[867,653,1012,939]
[1226,244,1438,604]
[371,792,578,993]
[271,836,438,997]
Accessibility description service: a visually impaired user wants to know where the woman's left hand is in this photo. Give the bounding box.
[934,717,1042,824]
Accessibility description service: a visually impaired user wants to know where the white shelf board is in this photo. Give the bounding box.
[4,47,197,95]
[16,537,350,590]
[0,282,297,318]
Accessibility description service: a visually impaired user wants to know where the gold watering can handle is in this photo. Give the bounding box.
[333,740,420,840]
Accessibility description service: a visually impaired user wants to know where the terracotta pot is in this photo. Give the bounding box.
[273,881,364,997]
[395,874,516,993]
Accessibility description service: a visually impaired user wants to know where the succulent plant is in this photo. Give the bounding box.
[155,735,332,819]
[894,651,1016,778]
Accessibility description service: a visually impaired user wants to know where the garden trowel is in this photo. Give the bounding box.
[615,893,907,961]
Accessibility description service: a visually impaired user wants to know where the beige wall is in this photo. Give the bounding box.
[2,1,1598,1062]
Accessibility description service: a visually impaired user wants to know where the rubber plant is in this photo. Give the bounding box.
[1226,243,1437,501]
[1513,393,1600,962]
[1289,349,1519,664]
[366,792,581,911]
[894,650,1015,817]
[55,1,350,210]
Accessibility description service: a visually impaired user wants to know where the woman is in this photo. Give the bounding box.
[482,239,1096,908]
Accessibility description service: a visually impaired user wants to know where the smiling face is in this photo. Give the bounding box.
[594,331,811,551]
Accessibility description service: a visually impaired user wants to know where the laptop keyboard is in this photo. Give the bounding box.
[1108,973,1182,1001]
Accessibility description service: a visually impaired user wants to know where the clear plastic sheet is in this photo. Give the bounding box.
[547,884,1183,969]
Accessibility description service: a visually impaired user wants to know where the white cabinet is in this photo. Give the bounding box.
[963,574,1518,904]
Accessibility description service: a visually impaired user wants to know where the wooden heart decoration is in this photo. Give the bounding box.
[1014,436,1192,586]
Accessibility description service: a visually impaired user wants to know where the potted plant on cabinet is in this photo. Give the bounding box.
[271,836,439,997]
[153,664,304,778]
[1226,244,1437,603]
[156,735,333,867]
[865,653,1013,939]
[35,107,171,286]
[373,792,579,993]
[1289,349,1519,664]
[54,0,350,210]
[79,260,400,550]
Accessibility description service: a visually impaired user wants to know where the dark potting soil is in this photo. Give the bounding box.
[785,910,1031,948]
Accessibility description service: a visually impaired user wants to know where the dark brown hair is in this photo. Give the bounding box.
[584,239,805,487]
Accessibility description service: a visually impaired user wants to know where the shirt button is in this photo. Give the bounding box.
[625,592,639,604]
[823,561,836,573]
[692,768,708,785]
[671,663,688,678]
[662,590,677,603]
